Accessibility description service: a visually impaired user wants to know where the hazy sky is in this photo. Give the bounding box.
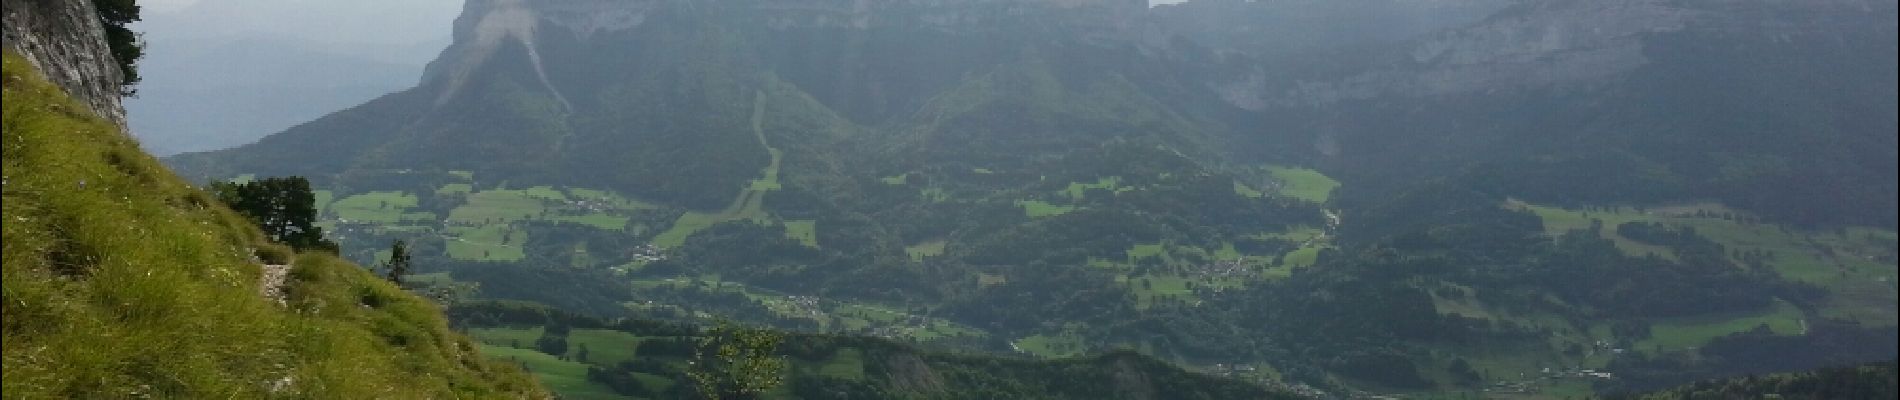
[144,0,1195,12]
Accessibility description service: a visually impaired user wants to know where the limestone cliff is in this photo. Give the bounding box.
[1210,0,1897,108]
[2,0,126,125]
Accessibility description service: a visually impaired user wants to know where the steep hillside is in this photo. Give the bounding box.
[1,53,546,398]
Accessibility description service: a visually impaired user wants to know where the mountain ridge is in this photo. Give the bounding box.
[162,0,1896,397]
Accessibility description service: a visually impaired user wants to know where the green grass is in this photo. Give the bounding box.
[815,348,866,379]
[1512,200,1897,326]
[1214,242,1243,261]
[747,92,784,193]
[1267,166,1340,203]
[448,170,475,181]
[907,240,948,262]
[436,183,473,196]
[1639,299,1807,353]
[442,185,643,231]
[313,189,335,213]
[977,272,1008,286]
[566,188,657,210]
[469,326,547,348]
[1233,181,1266,198]
[1125,275,1197,309]
[1018,200,1077,217]
[447,189,553,225]
[478,345,624,400]
[1061,176,1122,200]
[445,225,527,261]
[565,329,645,366]
[783,220,818,248]
[1509,200,1677,259]
[1126,243,1173,265]
[1015,332,1087,359]
[654,211,724,249]
[1257,226,1325,243]
[653,92,782,248]
[551,214,629,230]
[330,191,435,224]
[920,187,951,202]
[1281,246,1323,268]
[880,173,909,185]
[0,53,543,398]
[522,186,568,201]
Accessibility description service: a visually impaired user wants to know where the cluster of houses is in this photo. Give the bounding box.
[630,244,666,263]
[782,296,824,318]
[1203,364,1331,399]
[1185,258,1254,280]
[1484,365,1617,395]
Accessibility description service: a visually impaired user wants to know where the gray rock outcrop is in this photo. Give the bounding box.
[2,0,127,125]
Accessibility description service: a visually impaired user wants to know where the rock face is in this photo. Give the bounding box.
[1,0,126,125]
[421,0,1146,107]
[1241,0,1897,107]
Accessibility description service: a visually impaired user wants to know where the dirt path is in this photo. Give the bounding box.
[259,264,290,305]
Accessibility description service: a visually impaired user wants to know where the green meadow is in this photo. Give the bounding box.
[906,240,948,262]
[1018,199,1077,217]
[330,191,434,224]
[1514,200,1897,328]
[1268,166,1340,203]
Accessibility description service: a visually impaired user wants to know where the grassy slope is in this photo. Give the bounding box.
[0,53,546,398]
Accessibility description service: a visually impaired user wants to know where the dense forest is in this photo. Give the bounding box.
[1607,361,1897,400]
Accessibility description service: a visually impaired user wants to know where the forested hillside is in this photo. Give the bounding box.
[1609,361,1897,400]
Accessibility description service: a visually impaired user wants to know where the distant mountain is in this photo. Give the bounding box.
[127,35,435,155]
[124,0,457,155]
[167,0,1897,396]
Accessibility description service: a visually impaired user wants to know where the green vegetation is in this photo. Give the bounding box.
[92,0,143,90]
[480,345,623,399]
[454,302,1293,400]
[0,53,542,398]
[1512,200,1898,326]
[149,2,1900,397]
[653,92,783,248]
[445,225,527,261]
[1609,362,1897,400]
[437,183,473,196]
[448,188,556,225]
[331,191,433,224]
[1267,166,1340,203]
[210,176,338,251]
[688,322,788,400]
[313,189,334,212]
[1233,181,1267,198]
[1015,330,1089,359]
[1639,299,1806,352]
[1060,176,1122,200]
[782,219,817,248]
[879,173,908,185]
[906,240,947,262]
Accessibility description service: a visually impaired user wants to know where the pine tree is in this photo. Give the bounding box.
[382,240,411,285]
